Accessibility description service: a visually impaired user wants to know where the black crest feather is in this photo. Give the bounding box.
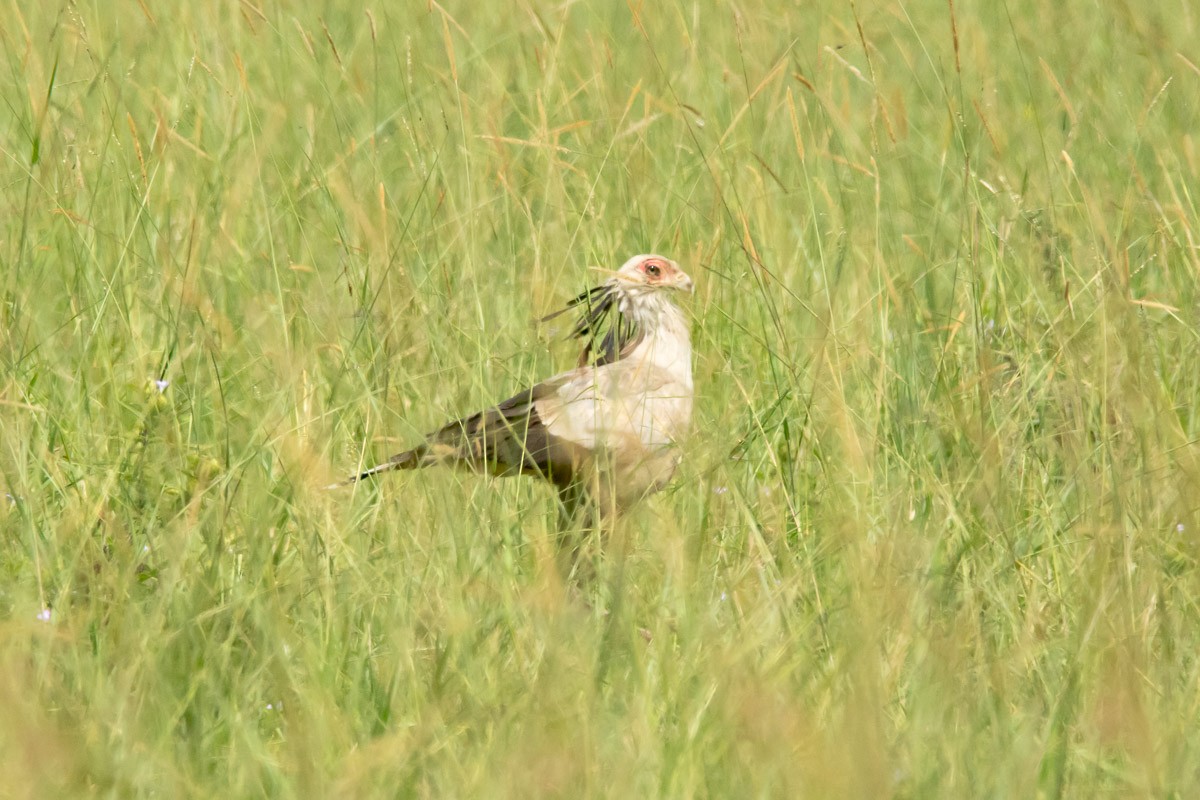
[542,281,642,367]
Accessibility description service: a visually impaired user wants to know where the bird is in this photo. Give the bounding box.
[339,253,695,541]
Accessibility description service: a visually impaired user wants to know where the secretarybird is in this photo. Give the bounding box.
[339,254,694,538]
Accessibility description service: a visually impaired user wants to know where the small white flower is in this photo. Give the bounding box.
[154,379,170,393]
[719,592,728,602]
[36,608,51,622]
[1176,523,1185,533]
[712,485,729,495]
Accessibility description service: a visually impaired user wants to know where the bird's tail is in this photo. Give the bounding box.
[327,447,424,489]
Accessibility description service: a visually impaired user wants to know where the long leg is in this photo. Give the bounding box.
[555,481,598,586]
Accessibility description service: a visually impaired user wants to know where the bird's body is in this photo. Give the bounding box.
[344,254,694,521]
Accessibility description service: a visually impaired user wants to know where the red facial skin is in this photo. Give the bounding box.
[640,257,674,285]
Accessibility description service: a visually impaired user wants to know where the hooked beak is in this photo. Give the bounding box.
[674,270,695,294]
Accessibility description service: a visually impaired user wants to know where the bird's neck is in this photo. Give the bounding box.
[623,295,692,383]
[618,289,680,329]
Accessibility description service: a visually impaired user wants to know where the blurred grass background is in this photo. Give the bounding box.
[2,0,1199,796]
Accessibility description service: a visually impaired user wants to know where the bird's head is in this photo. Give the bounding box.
[546,253,692,368]
[612,254,695,296]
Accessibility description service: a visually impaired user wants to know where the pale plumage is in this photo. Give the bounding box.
[342,254,694,520]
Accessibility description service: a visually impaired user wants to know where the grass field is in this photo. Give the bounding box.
[3,1,1200,796]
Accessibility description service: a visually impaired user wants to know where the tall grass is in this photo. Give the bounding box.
[3,1,1199,796]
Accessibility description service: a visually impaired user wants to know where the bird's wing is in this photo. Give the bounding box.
[392,370,591,487]
[536,359,691,455]
[529,359,692,508]
[398,355,686,476]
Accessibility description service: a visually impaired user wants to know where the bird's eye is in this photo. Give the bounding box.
[645,262,661,277]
